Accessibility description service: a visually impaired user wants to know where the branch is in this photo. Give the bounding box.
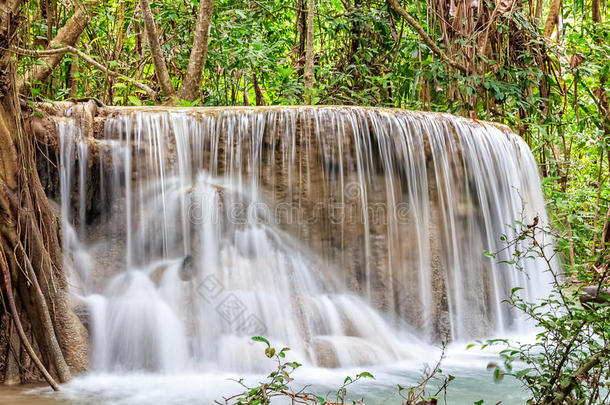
[138,0,175,97]
[177,0,215,102]
[387,0,467,74]
[13,46,157,99]
[17,0,98,92]
[550,342,610,404]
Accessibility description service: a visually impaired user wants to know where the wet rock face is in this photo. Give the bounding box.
[313,339,339,368]
[47,105,553,347]
[73,304,91,333]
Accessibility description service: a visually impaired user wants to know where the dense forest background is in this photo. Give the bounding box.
[13,0,610,279]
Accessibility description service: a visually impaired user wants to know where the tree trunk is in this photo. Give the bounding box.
[348,0,361,65]
[295,0,307,77]
[592,0,602,23]
[252,69,265,106]
[67,57,79,98]
[177,0,215,102]
[139,0,176,97]
[1,2,89,387]
[1,240,59,390]
[544,0,562,38]
[304,0,315,104]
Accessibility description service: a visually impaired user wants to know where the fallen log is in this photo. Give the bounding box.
[579,285,610,307]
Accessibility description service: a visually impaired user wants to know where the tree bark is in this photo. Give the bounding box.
[17,0,98,92]
[592,0,602,23]
[1,2,88,387]
[67,56,79,98]
[304,0,315,104]
[348,0,361,66]
[294,0,307,76]
[138,0,176,97]
[0,241,59,391]
[177,0,215,102]
[252,69,265,106]
[543,0,562,38]
[534,0,543,22]
[1,223,71,382]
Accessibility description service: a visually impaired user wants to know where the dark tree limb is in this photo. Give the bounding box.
[387,0,467,74]
[12,46,157,99]
[550,342,610,404]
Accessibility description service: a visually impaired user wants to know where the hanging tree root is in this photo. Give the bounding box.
[0,76,89,388]
[0,240,59,391]
[0,221,72,382]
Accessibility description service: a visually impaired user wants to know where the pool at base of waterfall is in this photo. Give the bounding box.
[1,345,528,405]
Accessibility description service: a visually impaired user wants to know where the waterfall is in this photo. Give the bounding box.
[57,106,553,373]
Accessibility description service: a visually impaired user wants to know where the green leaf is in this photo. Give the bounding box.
[356,371,374,379]
[483,250,496,258]
[251,336,270,347]
[127,95,142,106]
[265,347,276,358]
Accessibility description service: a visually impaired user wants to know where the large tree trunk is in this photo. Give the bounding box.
[1,2,88,387]
[592,0,602,23]
[544,0,562,38]
[139,0,176,97]
[177,0,215,102]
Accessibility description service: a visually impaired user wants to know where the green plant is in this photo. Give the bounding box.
[395,343,454,405]
[216,337,454,405]
[481,217,610,404]
[215,336,374,405]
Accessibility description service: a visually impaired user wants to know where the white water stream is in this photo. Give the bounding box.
[50,106,554,403]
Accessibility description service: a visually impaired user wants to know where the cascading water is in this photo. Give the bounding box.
[57,106,553,376]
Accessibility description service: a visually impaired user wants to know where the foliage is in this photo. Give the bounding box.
[216,336,373,405]
[217,337,451,405]
[481,218,610,404]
